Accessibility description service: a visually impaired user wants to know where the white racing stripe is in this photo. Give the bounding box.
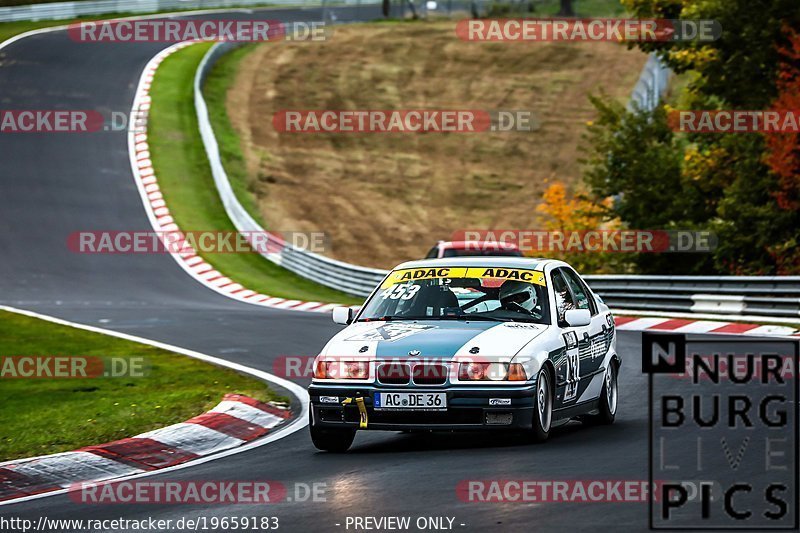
[5,452,144,487]
[211,401,285,427]
[137,424,245,456]
[616,317,671,331]
[672,320,730,333]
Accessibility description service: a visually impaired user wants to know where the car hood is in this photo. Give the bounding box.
[320,320,548,360]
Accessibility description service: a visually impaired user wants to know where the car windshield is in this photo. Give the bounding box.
[358,266,550,324]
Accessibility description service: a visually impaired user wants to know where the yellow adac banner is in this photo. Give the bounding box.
[381,266,545,288]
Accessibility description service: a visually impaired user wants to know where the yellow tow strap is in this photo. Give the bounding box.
[342,397,368,428]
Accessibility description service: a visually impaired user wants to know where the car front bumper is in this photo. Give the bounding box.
[308,383,537,431]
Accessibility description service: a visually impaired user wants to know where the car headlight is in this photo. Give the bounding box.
[314,359,369,380]
[458,362,526,381]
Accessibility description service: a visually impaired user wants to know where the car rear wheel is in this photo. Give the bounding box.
[531,369,552,442]
[586,361,618,425]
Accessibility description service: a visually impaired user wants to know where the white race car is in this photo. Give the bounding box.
[309,257,620,452]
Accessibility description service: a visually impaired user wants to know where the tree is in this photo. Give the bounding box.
[579,1,800,274]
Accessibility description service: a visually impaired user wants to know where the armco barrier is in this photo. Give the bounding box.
[628,53,670,112]
[195,42,671,299]
[194,22,797,322]
[195,41,387,298]
[0,0,444,23]
[0,0,329,23]
[584,275,800,319]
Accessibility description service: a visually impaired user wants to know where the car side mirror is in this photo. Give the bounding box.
[332,307,353,325]
[564,309,591,327]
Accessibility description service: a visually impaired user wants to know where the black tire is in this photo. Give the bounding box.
[531,368,552,442]
[310,423,356,452]
[587,361,618,425]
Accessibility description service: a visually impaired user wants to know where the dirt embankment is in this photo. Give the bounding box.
[226,22,646,268]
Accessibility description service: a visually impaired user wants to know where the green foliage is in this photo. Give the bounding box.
[580,1,800,274]
[582,98,715,273]
[624,0,800,108]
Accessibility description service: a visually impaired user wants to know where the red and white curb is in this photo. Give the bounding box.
[614,316,800,337]
[128,42,341,315]
[0,394,290,503]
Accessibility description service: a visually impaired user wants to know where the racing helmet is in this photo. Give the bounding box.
[499,280,538,313]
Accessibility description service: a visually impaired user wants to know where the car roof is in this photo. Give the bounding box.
[394,256,560,271]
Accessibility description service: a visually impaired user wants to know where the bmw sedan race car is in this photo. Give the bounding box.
[308,257,620,452]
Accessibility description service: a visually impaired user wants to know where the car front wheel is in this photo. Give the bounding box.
[531,369,552,442]
[310,419,356,452]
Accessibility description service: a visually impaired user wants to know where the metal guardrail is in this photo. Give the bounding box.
[195,40,387,298]
[584,276,800,319]
[195,21,798,320]
[628,53,670,112]
[195,43,675,299]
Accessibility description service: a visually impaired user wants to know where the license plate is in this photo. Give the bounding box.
[374,391,446,411]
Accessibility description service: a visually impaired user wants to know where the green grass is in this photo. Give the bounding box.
[147,43,361,305]
[0,310,283,461]
[203,44,263,223]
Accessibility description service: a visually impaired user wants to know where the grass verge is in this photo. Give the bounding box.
[147,43,361,305]
[0,310,283,461]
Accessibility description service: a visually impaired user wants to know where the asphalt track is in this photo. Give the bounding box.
[0,6,788,532]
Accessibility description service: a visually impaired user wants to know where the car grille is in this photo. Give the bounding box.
[412,363,448,385]
[377,363,410,385]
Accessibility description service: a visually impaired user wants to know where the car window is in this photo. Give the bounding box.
[550,270,575,324]
[561,269,591,313]
[424,246,439,259]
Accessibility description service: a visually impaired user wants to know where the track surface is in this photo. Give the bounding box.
[0,7,781,532]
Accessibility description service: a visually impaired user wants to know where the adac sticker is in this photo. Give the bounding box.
[381,267,545,288]
[381,268,468,288]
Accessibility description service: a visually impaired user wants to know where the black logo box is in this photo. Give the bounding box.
[643,332,799,530]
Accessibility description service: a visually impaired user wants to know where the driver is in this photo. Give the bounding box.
[498,280,539,314]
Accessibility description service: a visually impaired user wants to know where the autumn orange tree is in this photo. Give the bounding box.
[534,183,631,273]
[764,27,800,273]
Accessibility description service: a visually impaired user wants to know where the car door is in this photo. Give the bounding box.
[561,267,608,389]
[550,268,588,406]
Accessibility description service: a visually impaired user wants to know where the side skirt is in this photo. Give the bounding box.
[552,398,600,422]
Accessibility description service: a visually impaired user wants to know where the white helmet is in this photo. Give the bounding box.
[499,280,538,313]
